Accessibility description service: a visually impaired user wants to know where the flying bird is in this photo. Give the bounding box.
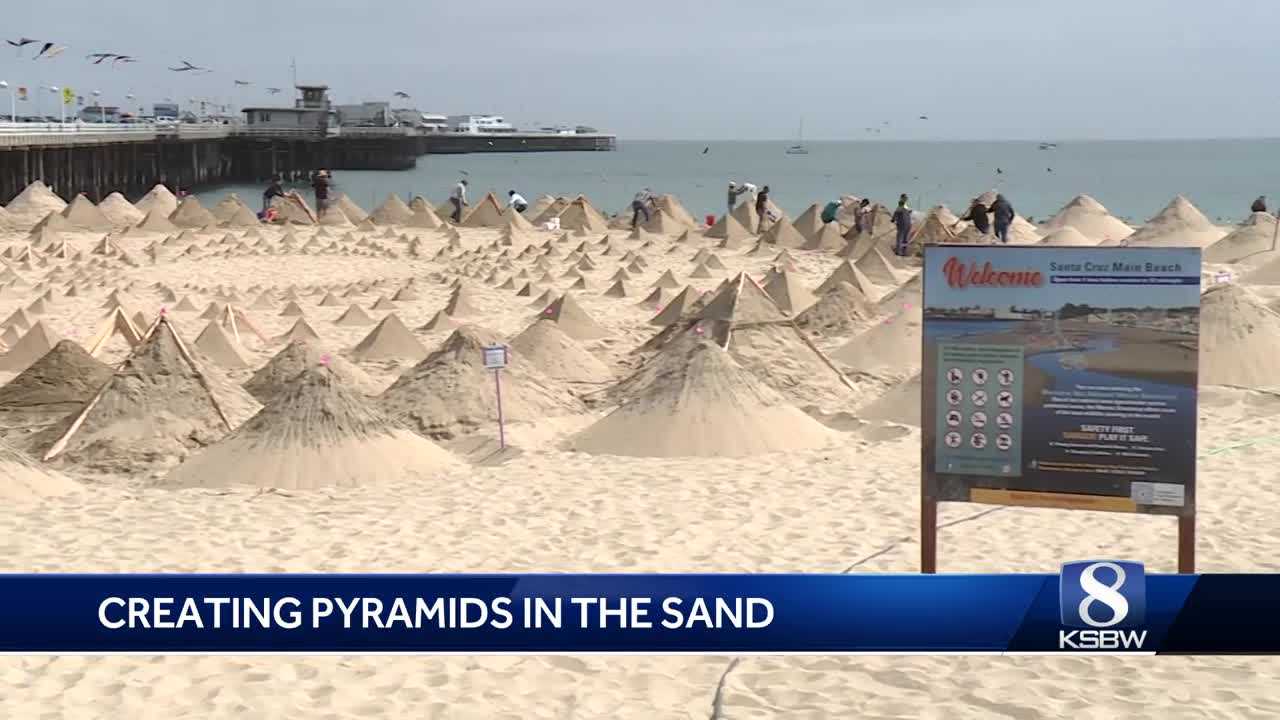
[393,91,410,99]
[7,38,39,53]
[266,87,283,94]
[918,115,929,120]
[234,80,252,86]
[33,43,66,60]
[112,55,136,66]
[702,147,709,154]
[87,53,119,64]
[168,60,204,72]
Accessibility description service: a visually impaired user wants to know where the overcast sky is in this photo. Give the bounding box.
[4,0,1277,140]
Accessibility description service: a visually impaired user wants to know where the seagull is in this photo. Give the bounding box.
[702,147,709,154]
[87,53,119,64]
[234,80,252,86]
[168,60,204,72]
[33,43,66,60]
[393,91,410,99]
[266,87,283,95]
[918,115,929,120]
[112,55,136,66]
[7,37,39,54]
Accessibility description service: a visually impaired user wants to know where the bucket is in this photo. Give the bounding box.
[705,214,716,227]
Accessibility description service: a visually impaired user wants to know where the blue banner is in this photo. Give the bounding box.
[0,568,1270,654]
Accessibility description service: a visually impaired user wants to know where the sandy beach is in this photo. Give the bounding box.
[2,186,1280,718]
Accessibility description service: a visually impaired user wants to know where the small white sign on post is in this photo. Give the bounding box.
[1213,271,1233,285]
[483,345,508,369]
[483,345,509,449]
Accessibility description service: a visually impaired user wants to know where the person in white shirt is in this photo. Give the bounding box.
[449,179,468,222]
[507,190,528,213]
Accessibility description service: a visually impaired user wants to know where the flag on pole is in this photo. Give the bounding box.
[61,87,74,105]
[17,87,27,101]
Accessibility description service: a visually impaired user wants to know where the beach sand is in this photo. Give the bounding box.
[1,190,1279,718]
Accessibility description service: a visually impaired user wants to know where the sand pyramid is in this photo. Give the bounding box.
[856,247,908,287]
[792,204,826,240]
[499,207,536,232]
[210,195,246,223]
[904,212,957,255]
[0,339,113,420]
[537,294,610,340]
[135,209,178,233]
[1,439,80,504]
[801,222,846,252]
[406,204,443,229]
[1204,213,1279,266]
[318,205,354,227]
[334,304,375,327]
[574,337,833,457]
[532,197,570,227]
[509,319,614,386]
[418,310,459,332]
[97,192,145,228]
[378,326,580,439]
[1042,194,1133,244]
[556,196,610,233]
[166,365,457,490]
[275,193,317,225]
[0,320,61,373]
[134,185,179,218]
[832,306,923,378]
[350,314,429,363]
[648,286,702,326]
[220,203,261,228]
[84,307,143,357]
[460,193,506,228]
[38,316,261,472]
[760,220,808,249]
[641,209,683,235]
[816,260,881,299]
[1112,195,1225,248]
[31,210,75,233]
[654,194,699,228]
[762,270,818,314]
[856,372,922,426]
[731,200,762,234]
[244,339,379,402]
[61,194,114,231]
[5,181,67,225]
[275,317,321,344]
[194,321,252,369]
[369,194,414,225]
[631,274,856,407]
[794,281,875,336]
[444,284,480,316]
[1199,283,1280,388]
[329,195,365,223]
[1037,226,1099,247]
[705,213,751,246]
[169,197,218,228]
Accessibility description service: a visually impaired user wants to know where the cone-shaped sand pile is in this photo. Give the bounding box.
[36,316,261,473]
[509,319,614,386]
[572,337,833,457]
[1200,283,1280,388]
[0,340,113,420]
[1,439,80,504]
[378,326,579,439]
[164,365,457,490]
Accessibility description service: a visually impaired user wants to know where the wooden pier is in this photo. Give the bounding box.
[0,123,420,204]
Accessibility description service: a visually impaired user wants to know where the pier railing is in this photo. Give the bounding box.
[0,122,158,148]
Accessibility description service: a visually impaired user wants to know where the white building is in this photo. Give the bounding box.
[335,101,392,127]
[446,114,515,134]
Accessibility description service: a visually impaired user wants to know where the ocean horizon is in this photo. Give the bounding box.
[197,138,1280,226]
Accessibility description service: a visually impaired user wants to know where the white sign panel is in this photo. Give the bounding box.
[482,345,508,369]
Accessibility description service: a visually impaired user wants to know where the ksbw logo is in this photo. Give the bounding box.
[1058,561,1148,650]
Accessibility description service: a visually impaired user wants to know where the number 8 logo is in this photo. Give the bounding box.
[1077,562,1130,628]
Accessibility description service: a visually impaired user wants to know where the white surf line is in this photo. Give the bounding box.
[706,505,1008,719]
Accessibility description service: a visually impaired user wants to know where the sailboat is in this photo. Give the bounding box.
[786,118,809,155]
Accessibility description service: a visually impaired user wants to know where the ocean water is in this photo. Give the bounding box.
[197,139,1280,225]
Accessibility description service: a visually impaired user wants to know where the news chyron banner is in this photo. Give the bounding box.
[2,568,1280,653]
[921,246,1200,515]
